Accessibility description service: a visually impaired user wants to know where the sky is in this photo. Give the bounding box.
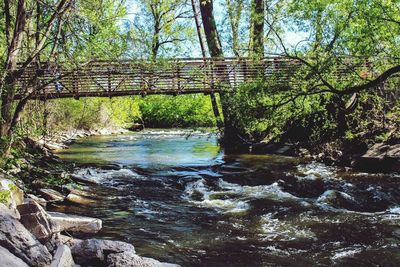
[123,1,310,57]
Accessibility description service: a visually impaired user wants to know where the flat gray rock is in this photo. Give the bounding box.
[39,189,65,202]
[48,212,102,234]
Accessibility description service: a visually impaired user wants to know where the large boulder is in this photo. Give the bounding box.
[356,143,400,172]
[0,177,24,215]
[50,245,75,267]
[0,245,29,267]
[70,239,135,265]
[107,252,180,267]
[0,204,52,266]
[17,201,56,241]
[48,212,102,234]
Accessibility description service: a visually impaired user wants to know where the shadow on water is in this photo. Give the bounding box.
[54,129,400,266]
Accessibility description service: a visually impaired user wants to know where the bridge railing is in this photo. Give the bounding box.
[14,57,384,100]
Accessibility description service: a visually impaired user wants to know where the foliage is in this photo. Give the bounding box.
[138,95,216,128]
[0,183,17,204]
[131,0,195,58]
[224,77,335,143]
[0,190,11,204]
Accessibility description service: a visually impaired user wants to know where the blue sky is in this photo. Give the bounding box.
[123,1,309,57]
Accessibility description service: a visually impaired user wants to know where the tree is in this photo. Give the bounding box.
[225,0,245,57]
[0,0,72,147]
[0,0,129,152]
[250,0,264,58]
[199,0,245,148]
[133,0,193,60]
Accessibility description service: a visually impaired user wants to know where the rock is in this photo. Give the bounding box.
[386,144,400,159]
[48,212,102,234]
[58,235,82,248]
[127,123,144,132]
[393,229,400,239]
[0,177,24,209]
[50,245,75,267]
[39,188,65,202]
[70,239,135,265]
[0,203,20,219]
[17,201,44,215]
[66,193,96,205]
[107,252,180,267]
[355,143,400,172]
[317,190,357,210]
[63,184,94,198]
[362,143,389,160]
[0,204,52,266]
[298,148,311,158]
[0,246,29,267]
[275,145,292,155]
[27,194,47,208]
[99,164,122,171]
[17,202,55,241]
[23,137,47,154]
[70,174,99,184]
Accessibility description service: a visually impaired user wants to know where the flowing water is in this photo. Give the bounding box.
[55,130,400,266]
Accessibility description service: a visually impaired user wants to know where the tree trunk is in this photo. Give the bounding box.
[1,0,71,152]
[1,0,27,139]
[151,23,160,61]
[226,0,244,57]
[250,0,264,59]
[199,0,244,150]
[190,0,223,131]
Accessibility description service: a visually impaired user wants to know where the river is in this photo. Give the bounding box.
[54,129,400,266]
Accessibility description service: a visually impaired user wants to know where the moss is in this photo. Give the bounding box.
[0,190,11,204]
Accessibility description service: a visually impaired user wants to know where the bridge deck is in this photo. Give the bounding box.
[15,57,367,100]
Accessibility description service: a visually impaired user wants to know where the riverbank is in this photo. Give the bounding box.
[0,129,180,266]
[251,139,400,173]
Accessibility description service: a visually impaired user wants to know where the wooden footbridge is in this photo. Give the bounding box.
[15,57,370,100]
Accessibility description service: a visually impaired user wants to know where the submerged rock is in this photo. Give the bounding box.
[50,245,75,267]
[0,245,29,267]
[317,190,357,210]
[48,212,102,234]
[0,204,52,266]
